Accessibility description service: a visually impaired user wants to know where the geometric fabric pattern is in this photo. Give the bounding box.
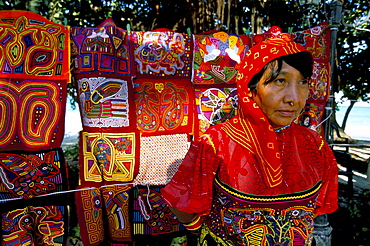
[0,79,67,151]
[75,185,131,246]
[132,186,183,235]
[0,11,70,81]
[70,19,136,132]
[80,131,139,185]
[193,85,238,138]
[134,133,190,186]
[132,30,193,77]
[70,19,135,77]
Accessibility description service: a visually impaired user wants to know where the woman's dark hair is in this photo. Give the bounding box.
[248,51,313,91]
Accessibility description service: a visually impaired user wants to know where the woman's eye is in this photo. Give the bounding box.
[275,78,285,84]
[299,79,309,85]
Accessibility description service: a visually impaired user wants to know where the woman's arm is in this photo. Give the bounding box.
[168,207,197,224]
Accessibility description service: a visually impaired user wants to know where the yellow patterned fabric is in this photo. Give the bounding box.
[80,131,139,185]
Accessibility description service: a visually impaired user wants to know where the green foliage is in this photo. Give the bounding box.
[63,143,79,161]
[0,0,368,111]
[337,0,370,103]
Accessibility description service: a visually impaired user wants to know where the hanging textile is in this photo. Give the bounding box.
[79,131,139,185]
[75,75,136,132]
[192,31,250,84]
[1,205,68,245]
[0,11,70,151]
[300,101,327,130]
[193,85,238,138]
[132,29,193,77]
[71,19,139,245]
[0,11,70,245]
[132,186,183,235]
[294,22,331,134]
[134,78,194,136]
[70,18,135,77]
[75,186,132,246]
[70,19,136,132]
[0,148,68,201]
[134,133,190,186]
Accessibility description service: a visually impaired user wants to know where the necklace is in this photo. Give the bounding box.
[275,124,291,133]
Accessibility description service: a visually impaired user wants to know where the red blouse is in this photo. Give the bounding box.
[161,123,338,216]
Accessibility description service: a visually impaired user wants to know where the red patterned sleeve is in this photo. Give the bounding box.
[314,137,339,215]
[161,133,221,216]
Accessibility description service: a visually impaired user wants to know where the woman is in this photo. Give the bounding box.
[161,38,338,245]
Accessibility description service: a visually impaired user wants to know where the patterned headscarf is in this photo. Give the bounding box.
[222,38,309,187]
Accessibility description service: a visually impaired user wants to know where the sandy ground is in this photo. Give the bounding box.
[333,139,370,191]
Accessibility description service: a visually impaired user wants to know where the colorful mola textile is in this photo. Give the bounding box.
[134,78,194,136]
[0,11,70,80]
[134,133,190,186]
[132,29,193,77]
[0,11,70,151]
[75,75,136,132]
[70,18,135,77]
[193,85,238,138]
[79,131,139,185]
[0,79,67,151]
[294,22,331,134]
[293,22,331,103]
[75,186,131,245]
[1,205,68,245]
[71,20,137,132]
[192,31,250,84]
[132,186,183,235]
[0,148,68,201]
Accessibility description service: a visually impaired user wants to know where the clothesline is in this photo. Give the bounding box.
[0,182,136,203]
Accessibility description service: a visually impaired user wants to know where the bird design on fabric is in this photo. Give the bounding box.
[0,151,59,199]
[201,88,238,125]
[2,206,65,245]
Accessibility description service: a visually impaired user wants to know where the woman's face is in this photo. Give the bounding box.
[250,61,309,128]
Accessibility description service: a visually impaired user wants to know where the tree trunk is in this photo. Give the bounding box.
[341,100,356,131]
[226,0,231,30]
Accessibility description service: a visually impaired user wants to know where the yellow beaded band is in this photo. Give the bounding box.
[183,216,203,231]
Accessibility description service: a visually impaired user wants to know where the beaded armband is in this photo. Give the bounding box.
[183,216,203,233]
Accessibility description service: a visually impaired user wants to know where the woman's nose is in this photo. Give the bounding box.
[284,84,300,105]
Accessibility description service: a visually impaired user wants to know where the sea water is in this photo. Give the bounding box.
[336,105,370,141]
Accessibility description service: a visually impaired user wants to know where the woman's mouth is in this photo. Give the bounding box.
[278,110,295,116]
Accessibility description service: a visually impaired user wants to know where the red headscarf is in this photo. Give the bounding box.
[222,38,309,187]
